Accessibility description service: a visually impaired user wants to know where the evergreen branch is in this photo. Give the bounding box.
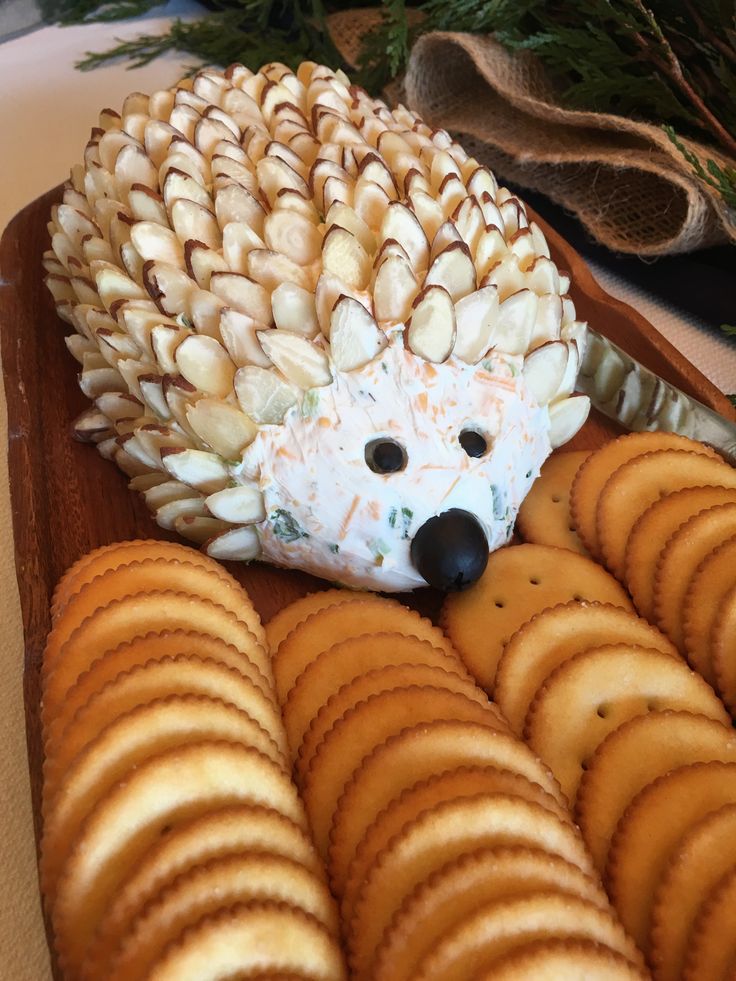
[722,324,736,336]
[664,125,736,210]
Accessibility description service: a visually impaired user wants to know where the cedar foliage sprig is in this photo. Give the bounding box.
[42,0,736,215]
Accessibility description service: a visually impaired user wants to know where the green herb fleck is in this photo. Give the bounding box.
[388,507,398,529]
[400,507,413,540]
[369,538,391,565]
[381,361,389,374]
[301,389,320,417]
[271,508,309,542]
[329,543,340,554]
[491,484,506,521]
[525,470,532,480]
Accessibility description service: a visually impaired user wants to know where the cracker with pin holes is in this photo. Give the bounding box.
[412,890,643,981]
[683,535,736,684]
[283,633,466,760]
[575,711,736,874]
[45,631,273,755]
[524,644,729,804]
[595,449,736,581]
[48,742,308,974]
[373,846,609,981]
[41,592,267,729]
[624,489,736,621]
[606,761,736,953]
[649,803,736,981]
[295,662,487,784]
[494,601,677,736]
[108,854,339,981]
[301,686,503,861]
[330,721,564,896]
[87,804,322,979]
[347,793,596,981]
[273,597,455,703]
[145,901,346,981]
[441,544,633,694]
[570,432,718,559]
[516,451,591,554]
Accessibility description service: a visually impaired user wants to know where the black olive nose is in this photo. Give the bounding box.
[410,508,489,591]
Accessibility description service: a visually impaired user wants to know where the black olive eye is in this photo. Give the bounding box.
[460,430,488,457]
[365,438,406,474]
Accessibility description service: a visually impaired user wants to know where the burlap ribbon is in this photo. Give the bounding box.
[327,10,736,256]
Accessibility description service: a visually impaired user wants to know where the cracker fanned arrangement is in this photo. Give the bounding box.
[31,51,736,981]
[44,59,593,592]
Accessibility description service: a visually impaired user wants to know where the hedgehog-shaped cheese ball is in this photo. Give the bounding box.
[44,60,590,591]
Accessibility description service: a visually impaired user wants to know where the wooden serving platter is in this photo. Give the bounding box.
[2,186,734,969]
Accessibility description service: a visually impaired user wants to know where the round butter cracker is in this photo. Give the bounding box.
[441,544,633,695]
[516,451,590,554]
[625,488,736,621]
[606,761,736,952]
[576,710,736,874]
[596,449,736,581]
[373,847,609,981]
[525,644,729,804]
[495,601,677,736]
[570,432,717,559]
[683,534,736,685]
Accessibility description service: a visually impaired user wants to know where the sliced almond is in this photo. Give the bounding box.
[453,195,484,252]
[256,156,309,207]
[271,283,319,338]
[161,447,230,493]
[94,264,148,310]
[509,228,536,271]
[142,261,196,317]
[71,407,114,444]
[353,178,392,231]
[467,166,498,200]
[175,334,236,397]
[438,174,466,218]
[130,222,184,266]
[373,254,418,326]
[138,374,171,419]
[481,255,526,301]
[205,484,266,523]
[430,221,463,264]
[548,395,590,448]
[527,255,560,294]
[211,154,258,193]
[407,285,456,363]
[234,365,297,424]
[210,272,272,325]
[425,241,476,301]
[214,183,266,236]
[95,391,143,422]
[493,288,539,355]
[65,333,97,364]
[175,515,232,545]
[151,324,188,373]
[248,249,312,292]
[330,295,387,371]
[453,286,499,363]
[222,223,265,274]
[204,525,261,561]
[154,495,209,530]
[128,187,168,226]
[257,330,332,388]
[263,210,322,266]
[322,226,371,290]
[184,242,229,291]
[171,199,221,250]
[128,472,170,493]
[315,272,370,337]
[162,168,212,214]
[136,423,194,464]
[522,341,569,405]
[380,202,430,273]
[529,294,563,350]
[552,339,581,403]
[430,149,462,193]
[186,398,258,459]
[219,307,271,368]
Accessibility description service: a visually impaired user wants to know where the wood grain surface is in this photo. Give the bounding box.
[2,186,734,971]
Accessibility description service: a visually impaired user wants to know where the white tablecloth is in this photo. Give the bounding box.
[1,14,735,976]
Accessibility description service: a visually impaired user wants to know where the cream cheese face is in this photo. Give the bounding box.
[237,340,552,590]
